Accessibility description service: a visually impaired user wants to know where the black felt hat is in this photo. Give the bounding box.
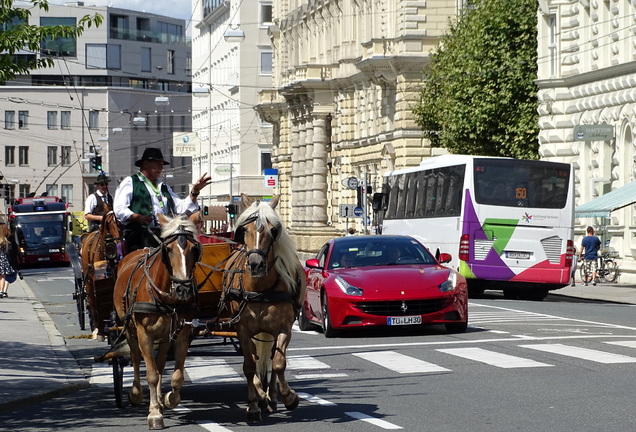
[135,147,170,167]
[94,174,110,184]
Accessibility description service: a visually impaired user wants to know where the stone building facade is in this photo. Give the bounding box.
[537,0,636,282]
[258,0,463,255]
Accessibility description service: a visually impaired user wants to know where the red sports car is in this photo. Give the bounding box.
[300,235,468,337]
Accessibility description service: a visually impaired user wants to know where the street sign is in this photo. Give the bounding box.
[264,168,278,187]
[339,204,365,218]
[573,124,614,142]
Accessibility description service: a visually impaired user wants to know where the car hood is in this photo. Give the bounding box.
[332,265,452,295]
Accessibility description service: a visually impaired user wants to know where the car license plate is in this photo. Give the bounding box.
[38,257,50,261]
[506,251,530,259]
[387,315,422,326]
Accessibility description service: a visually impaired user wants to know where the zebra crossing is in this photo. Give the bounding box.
[90,338,636,389]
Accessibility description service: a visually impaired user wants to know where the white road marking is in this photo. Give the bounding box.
[605,340,636,349]
[185,357,243,383]
[287,354,331,370]
[520,343,636,364]
[174,406,234,431]
[345,411,403,430]
[353,351,450,373]
[298,392,337,406]
[437,347,553,368]
[89,361,134,387]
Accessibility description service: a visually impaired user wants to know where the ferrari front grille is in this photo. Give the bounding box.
[353,298,453,316]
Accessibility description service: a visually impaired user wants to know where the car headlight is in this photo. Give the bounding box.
[438,271,457,292]
[335,275,363,296]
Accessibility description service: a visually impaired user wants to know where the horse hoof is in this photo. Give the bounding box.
[164,391,180,410]
[148,415,165,430]
[246,408,262,423]
[284,393,299,411]
[129,389,144,406]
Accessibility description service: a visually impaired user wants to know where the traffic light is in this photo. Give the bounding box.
[226,203,237,219]
[203,206,209,216]
[93,155,102,171]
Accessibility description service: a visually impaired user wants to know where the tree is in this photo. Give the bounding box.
[413,0,539,159]
[0,0,102,82]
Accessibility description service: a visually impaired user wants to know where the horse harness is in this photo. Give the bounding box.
[120,225,202,342]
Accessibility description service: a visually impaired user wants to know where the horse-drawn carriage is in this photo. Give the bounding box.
[71,195,305,429]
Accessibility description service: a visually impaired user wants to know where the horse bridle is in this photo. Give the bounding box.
[102,212,123,261]
[158,225,202,296]
[234,212,281,267]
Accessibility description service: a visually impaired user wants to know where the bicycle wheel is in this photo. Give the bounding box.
[604,260,618,283]
[580,262,592,284]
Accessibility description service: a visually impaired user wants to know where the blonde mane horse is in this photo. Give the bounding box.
[113,213,201,430]
[222,193,306,422]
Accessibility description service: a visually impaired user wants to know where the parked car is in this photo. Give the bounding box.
[301,235,468,337]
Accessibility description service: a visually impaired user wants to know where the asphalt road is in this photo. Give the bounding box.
[5,266,636,431]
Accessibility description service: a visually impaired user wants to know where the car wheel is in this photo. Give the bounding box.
[297,304,316,331]
[321,293,338,338]
[445,321,468,334]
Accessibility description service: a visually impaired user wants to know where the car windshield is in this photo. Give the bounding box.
[328,237,437,269]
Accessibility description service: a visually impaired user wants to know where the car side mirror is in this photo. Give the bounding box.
[438,253,452,264]
[305,258,322,269]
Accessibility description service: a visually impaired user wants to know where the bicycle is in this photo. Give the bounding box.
[580,250,619,284]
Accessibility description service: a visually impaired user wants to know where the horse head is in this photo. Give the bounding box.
[158,213,202,301]
[233,194,283,278]
[100,211,123,261]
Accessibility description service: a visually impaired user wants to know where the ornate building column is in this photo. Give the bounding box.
[290,119,301,227]
[309,113,329,226]
[302,117,315,226]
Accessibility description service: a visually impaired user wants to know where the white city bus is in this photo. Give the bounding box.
[376,155,575,299]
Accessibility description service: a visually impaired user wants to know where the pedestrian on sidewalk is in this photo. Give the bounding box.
[571,253,578,287]
[579,226,601,286]
[0,220,16,298]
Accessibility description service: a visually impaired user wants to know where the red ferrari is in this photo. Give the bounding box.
[300,235,468,337]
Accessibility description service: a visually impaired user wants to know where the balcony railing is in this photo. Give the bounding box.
[109,27,188,45]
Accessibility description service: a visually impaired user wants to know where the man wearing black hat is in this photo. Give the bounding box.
[84,173,113,232]
[113,147,212,253]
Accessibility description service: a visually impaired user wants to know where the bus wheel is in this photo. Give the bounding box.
[503,289,520,300]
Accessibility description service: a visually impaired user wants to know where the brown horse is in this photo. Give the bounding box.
[222,194,306,422]
[113,213,201,430]
[80,208,122,339]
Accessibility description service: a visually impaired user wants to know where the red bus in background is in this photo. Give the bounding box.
[8,196,71,267]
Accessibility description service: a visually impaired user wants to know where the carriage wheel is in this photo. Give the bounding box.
[112,356,125,408]
[74,277,86,331]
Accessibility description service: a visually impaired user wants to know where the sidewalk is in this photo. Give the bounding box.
[0,278,89,415]
[1,277,636,415]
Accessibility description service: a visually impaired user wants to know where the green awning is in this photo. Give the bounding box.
[575,181,636,218]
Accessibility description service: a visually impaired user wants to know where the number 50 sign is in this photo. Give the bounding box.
[264,168,279,187]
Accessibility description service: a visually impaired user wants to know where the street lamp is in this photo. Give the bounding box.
[223,26,245,43]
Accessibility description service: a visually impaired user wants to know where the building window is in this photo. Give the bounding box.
[61,111,71,129]
[40,17,77,56]
[4,111,15,129]
[185,54,192,76]
[167,50,175,74]
[47,146,57,166]
[88,110,99,129]
[61,146,71,166]
[18,111,28,129]
[156,114,162,132]
[86,44,121,69]
[5,146,15,166]
[18,146,29,166]
[180,115,186,132]
[548,14,558,77]
[61,184,73,205]
[19,184,30,198]
[260,50,272,75]
[261,152,272,172]
[260,2,273,26]
[169,115,174,132]
[141,47,151,72]
[47,111,57,129]
[46,184,58,197]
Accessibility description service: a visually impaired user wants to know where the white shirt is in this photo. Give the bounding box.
[113,173,199,227]
[84,190,111,216]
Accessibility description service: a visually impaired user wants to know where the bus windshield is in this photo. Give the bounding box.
[473,158,570,209]
[15,214,66,248]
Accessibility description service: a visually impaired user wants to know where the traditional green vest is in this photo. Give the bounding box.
[128,174,175,227]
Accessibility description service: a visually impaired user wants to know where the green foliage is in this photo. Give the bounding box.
[413,0,539,159]
[0,0,102,82]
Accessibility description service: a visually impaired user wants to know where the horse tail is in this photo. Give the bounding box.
[254,333,274,391]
